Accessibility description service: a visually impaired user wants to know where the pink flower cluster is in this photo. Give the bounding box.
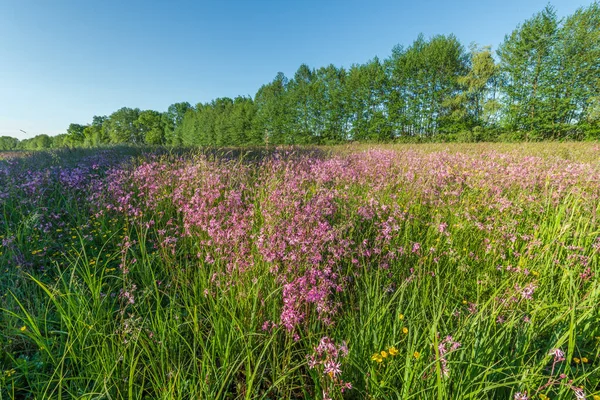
[307,337,352,396]
[438,335,461,377]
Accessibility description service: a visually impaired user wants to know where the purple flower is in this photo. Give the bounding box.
[549,348,565,362]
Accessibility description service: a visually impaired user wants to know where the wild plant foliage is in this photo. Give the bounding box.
[0,144,599,398]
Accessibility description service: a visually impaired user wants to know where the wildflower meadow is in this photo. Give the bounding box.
[0,143,599,399]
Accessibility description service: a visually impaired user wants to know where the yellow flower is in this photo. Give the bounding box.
[371,353,383,363]
[413,351,420,359]
[462,300,467,305]
[19,326,26,332]
[581,357,589,363]
[388,346,399,356]
[380,350,388,358]
[398,313,404,321]
[592,395,600,400]
[573,357,580,364]
[402,327,408,334]
[539,394,549,400]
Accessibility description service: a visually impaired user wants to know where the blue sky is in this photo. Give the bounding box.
[0,0,593,139]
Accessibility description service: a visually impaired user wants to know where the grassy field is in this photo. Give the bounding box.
[1,143,599,399]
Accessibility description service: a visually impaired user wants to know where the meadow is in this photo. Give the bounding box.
[0,143,599,399]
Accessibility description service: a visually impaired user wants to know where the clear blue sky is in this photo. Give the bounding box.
[0,0,593,139]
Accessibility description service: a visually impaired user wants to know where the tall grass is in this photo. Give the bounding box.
[0,144,599,399]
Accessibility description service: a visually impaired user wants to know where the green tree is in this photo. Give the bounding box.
[445,44,500,134]
[553,2,600,138]
[253,72,291,145]
[137,110,164,145]
[105,107,142,144]
[83,115,108,147]
[346,58,391,141]
[162,102,192,145]
[498,5,559,138]
[64,123,86,146]
[387,34,467,138]
[0,136,19,150]
[314,65,350,143]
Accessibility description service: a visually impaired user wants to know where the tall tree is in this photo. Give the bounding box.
[253,72,291,145]
[498,5,559,137]
[387,35,467,137]
[553,2,600,138]
[136,110,164,145]
[288,64,319,143]
[162,102,192,145]
[314,64,350,143]
[105,107,142,144]
[65,123,86,146]
[83,115,108,147]
[445,45,500,132]
[0,136,19,150]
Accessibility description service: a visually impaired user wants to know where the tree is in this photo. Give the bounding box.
[553,2,600,138]
[83,115,108,147]
[105,107,142,144]
[229,96,256,145]
[253,72,292,145]
[0,136,19,150]
[498,5,559,138]
[386,35,467,138]
[137,110,164,145]
[445,44,500,133]
[287,64,319,143]
[162,102,192,145]
[314,64,350,143]
[65,123,86,146]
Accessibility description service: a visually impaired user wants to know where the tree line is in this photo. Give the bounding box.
[2,3,598,151]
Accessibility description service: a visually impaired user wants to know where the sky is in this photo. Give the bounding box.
[0,0,594,140]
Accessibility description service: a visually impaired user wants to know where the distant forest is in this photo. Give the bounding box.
[2,3,599,150]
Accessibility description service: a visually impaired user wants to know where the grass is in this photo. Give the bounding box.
[0,143,599,399]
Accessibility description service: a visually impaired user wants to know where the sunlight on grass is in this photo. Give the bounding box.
[0,144,599,399]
